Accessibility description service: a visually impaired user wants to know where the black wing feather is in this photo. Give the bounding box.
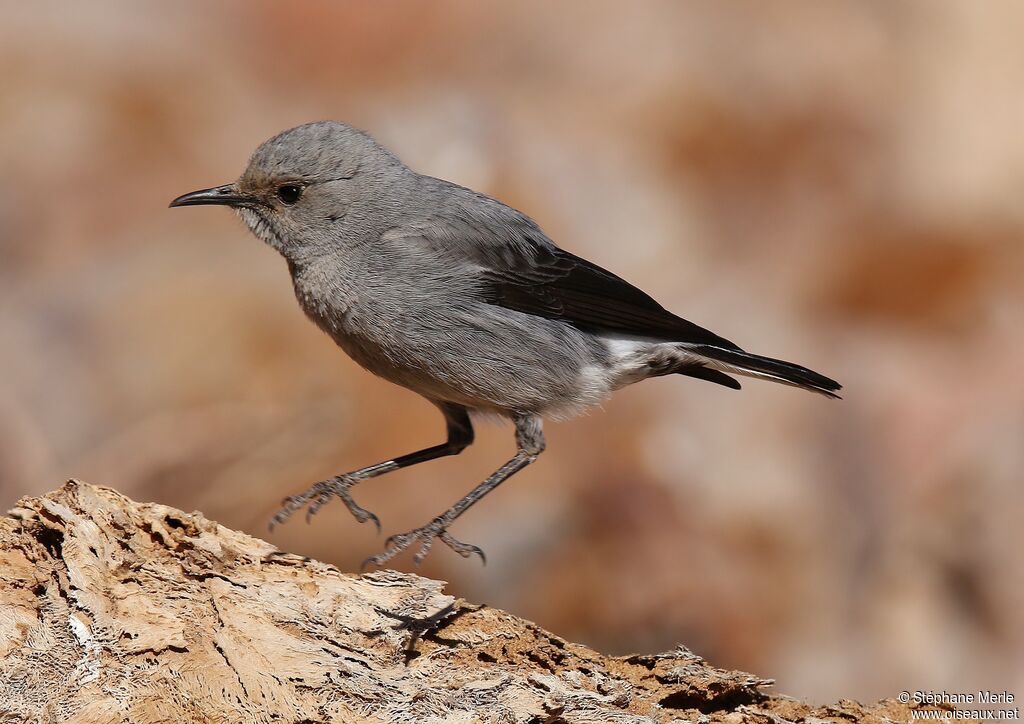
[481,244,741,350]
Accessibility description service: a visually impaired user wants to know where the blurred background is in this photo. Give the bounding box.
[2,0,1022,706]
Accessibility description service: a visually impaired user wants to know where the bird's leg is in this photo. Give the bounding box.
[270,403,473,532]
[363,414,545,568]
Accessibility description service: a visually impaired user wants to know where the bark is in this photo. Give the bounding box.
[0,481,919,723]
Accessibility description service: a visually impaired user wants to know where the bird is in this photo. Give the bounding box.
[170,121,840,567]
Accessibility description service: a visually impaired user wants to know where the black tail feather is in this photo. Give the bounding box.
[688,344,842,399]
[676,363,742,390]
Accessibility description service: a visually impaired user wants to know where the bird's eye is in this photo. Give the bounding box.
[276,184,303,205]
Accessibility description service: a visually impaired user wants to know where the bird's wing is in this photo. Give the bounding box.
[477,242,741,348]
[386,192,741,349]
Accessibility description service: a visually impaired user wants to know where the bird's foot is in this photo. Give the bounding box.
[362,517,485,569]
[269,475,380,532]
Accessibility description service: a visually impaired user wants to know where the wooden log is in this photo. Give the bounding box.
[0,481,918,723]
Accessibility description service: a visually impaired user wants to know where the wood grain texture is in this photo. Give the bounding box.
[0,481,920,723]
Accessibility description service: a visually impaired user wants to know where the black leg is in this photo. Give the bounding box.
[363,413,545,568]
[269,402,474,531]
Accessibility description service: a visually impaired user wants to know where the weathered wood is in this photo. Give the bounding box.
[0,481,917,723]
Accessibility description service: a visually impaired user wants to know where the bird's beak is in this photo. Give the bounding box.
[169,183,252,208]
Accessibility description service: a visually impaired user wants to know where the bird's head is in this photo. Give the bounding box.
[170,121,406,256]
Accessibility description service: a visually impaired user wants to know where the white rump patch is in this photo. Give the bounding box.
[599,335,701,389]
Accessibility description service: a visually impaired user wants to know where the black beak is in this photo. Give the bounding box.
[169,183,252,208]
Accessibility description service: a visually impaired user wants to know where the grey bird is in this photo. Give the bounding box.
[170,121,841,567]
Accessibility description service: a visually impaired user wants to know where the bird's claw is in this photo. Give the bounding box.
[439,531,486,564]
[268,476,380,533]
[361,519,486,570]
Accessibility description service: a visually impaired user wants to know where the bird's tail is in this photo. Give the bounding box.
[685,344,842,399]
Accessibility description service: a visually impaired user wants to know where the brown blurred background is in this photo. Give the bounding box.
[2,0,1022,705]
